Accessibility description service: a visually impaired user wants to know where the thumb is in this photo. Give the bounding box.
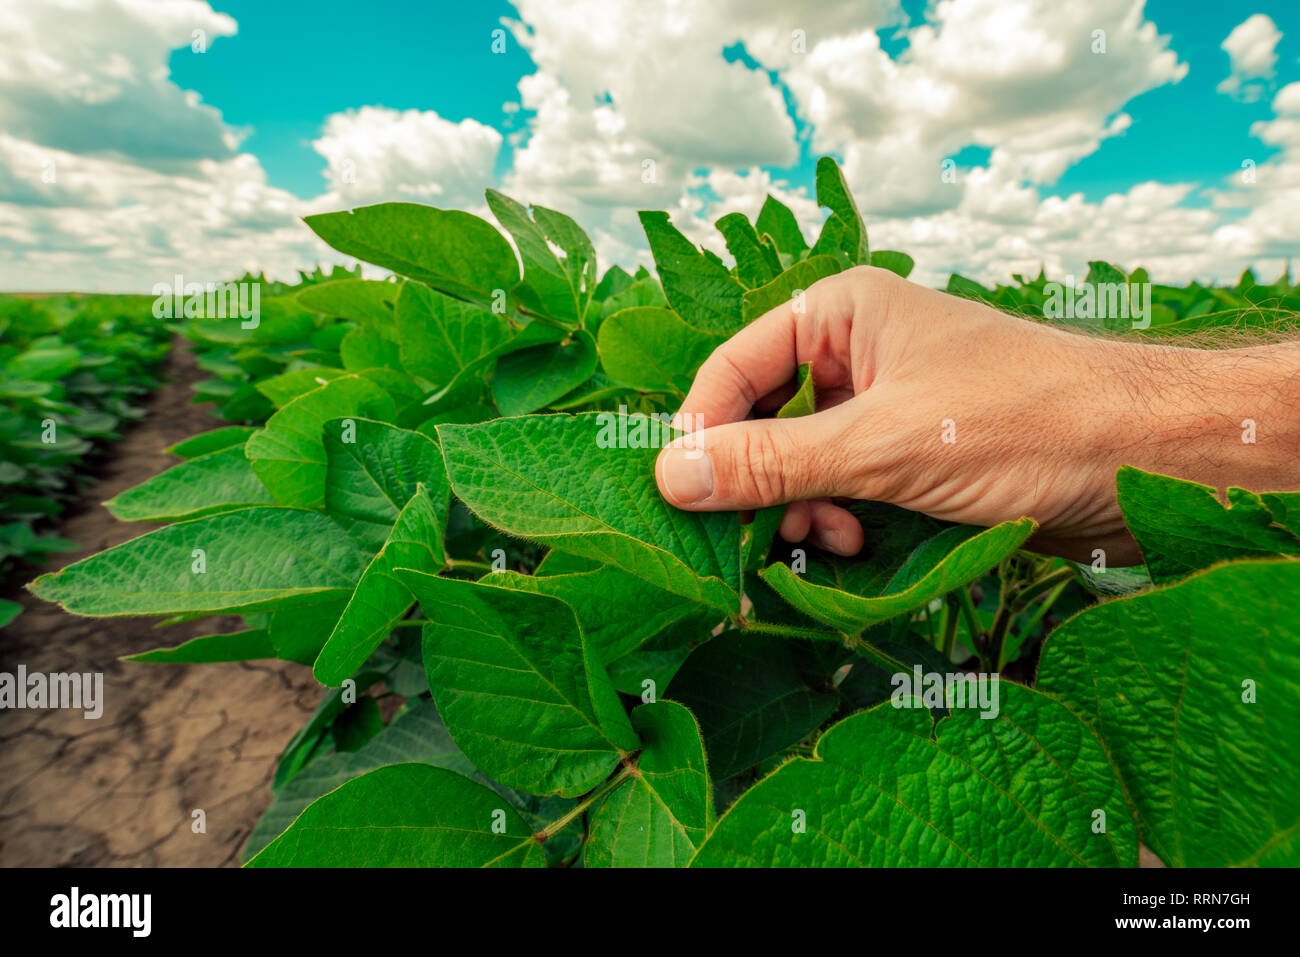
[655,406,854,511]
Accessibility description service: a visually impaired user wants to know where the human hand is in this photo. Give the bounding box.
[654,265,1300,564]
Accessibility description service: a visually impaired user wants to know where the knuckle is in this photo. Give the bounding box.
[730,428,792,505]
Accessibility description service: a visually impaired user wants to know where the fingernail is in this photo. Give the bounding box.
[660,448,715,505]
[816,529,846,554]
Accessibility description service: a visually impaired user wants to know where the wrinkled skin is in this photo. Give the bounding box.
[656,266,1300,564]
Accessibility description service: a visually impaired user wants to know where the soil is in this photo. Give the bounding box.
[0,341,324,867]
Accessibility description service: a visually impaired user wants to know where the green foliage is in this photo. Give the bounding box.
[0,294,171,606]
[27,156,1300,868]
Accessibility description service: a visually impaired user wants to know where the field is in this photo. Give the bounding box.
[2,158,1297,868]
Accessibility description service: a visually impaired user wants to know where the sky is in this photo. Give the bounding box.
[2,0,1299,291]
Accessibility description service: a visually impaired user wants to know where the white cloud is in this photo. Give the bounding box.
[1217,14,1282,102]
[311,107,503,209]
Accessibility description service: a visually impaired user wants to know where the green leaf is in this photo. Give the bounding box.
[715,212,778,289]
[125,628,274,663]
[870,250,914,278]
[0,599,20,628]
[491,330,597,416]
[486,189,594,324]
[247,764,545,867]
[255,367,347,409]
[245,697,483,860]
[166,426,258,459]
[314,485,448,686]
[483,563,702,663]
[1117,466,1300,584]
[296,278,398,324]
[272,669,387,790]
[340,326,400,372]
[692,682,1137,867]
[638,210,745,336]
[597,307,718,397]
[755,195,808,259]
[741,255,843,323]
[401,572,638,796]
[105,445,273,522]
[1038,559,1300,866]
[394,280,513,390]
[667,631,838,779]
[585,701,712,867]
[760,518,1035,634]
[268,598,351,665]
[322,417,447,554]
[438,413,741,612]
[815,156,869,264]
[29,507,368,617]
[304,203,520,303]
[246,375,396,510]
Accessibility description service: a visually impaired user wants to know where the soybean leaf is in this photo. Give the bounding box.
[246,375,396,510]
[247,763,544,868]
[870,250,914,278]
[273,668,387,790]
[401,572,638,796]
[323,417,447,554]
[166,426,257,459]
[760,518,1035,634]
[438,413,741,612]
[1038,559,1300,867]
[815,156,869,264]
[741,255,843,323]
[491,330,597,416]
[691,682,1136,867]
[29,507,368,617]
[483,563,702,663]
[340,326,400,372]
[585,701,712,867]
[755,195,808,259]
[256,368,347,409]
[268,597,352,665]
[667,631,838,779]
[638,210,745,336]
[715,212,778,289]
[296,279,399,324]
[245,697,479,860]
[1116,466,1300,584]
[394,280,513,390]
[124,628,275,663]
[304,203,520,303]
[105,445,272,522]
[314,485,447,686]
[597,307,718,397]
[486,189,595,325]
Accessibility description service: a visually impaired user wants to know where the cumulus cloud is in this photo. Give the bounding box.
[311,107,503,209]
[1217,14,1282,102]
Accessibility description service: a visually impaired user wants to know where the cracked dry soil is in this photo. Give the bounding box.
[0,341,324,867]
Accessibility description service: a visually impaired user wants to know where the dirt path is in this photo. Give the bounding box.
[0,341,323,867]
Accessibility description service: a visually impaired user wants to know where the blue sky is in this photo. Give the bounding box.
[3,0,1299,290]
[167,0,1299,207]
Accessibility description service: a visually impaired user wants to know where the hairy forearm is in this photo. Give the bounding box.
[1101,337,1300,495]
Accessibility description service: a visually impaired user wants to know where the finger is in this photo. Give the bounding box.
[778,500,812,542]
[807,500,864,556]
[656,401,859,510]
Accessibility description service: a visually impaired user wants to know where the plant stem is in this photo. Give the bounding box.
[941,594,960,659]
[739,620,839,642]
[1010,565,1077,612]
[957,584,983,644]
[447,558,495,573]
[538,766,635,840]
[1010,577,1071,653]
[393,619,429,628]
